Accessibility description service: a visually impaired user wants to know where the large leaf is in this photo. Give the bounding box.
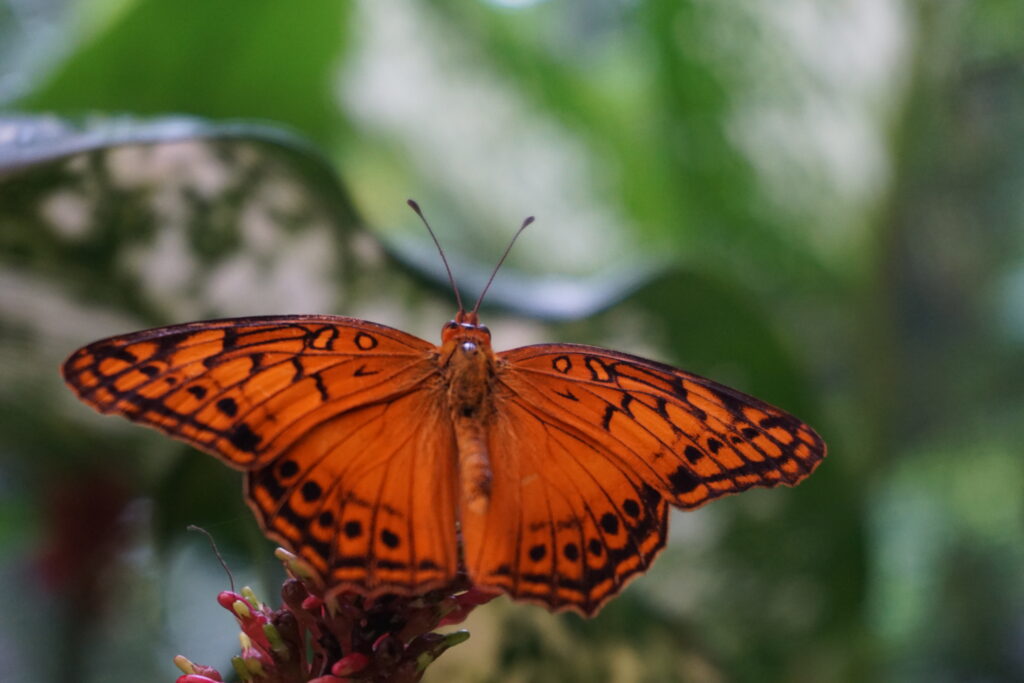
[0,114,360,320]
[15,0,351,144]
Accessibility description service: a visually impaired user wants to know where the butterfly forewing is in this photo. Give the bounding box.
[496,344,826,510]
[62,316,437,467]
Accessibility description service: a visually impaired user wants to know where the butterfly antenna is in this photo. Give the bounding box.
[408,199,464,312]
[188,524,235,593]
[471,215,535,315]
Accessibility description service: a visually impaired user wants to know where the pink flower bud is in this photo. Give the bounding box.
[301,594,324,612]
[173,655,223,681]
[331,652,370,676]
[439,587,500,626]
[216,591,244,610]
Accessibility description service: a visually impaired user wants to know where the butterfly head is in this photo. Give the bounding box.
[442,311,492,353]
[441,312,495,405]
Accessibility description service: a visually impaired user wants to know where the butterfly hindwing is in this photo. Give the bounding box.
[496,344,826,510]
[461,394,668,616]
[246,389,460,596]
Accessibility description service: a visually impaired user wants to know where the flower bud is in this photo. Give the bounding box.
[331,651,370,676]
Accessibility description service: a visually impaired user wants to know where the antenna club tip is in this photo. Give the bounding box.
[407,198,421,212]
[524,216,535,226]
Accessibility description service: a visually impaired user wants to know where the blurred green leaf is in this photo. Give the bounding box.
[16,0,351,145]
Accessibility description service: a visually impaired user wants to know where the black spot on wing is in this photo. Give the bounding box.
[381,529,400,548]
[221,327,240,351]
[228,423,261,452]
[760,416,793,429]
[251,466,286,502]
[312,372,329,402]
[619,394,634,416]
[216,397,238,417]
[353,364,379,377]
[717,391,750,417]
[600,512,619,535]
[375,559,408,571]
[108,347,138,364]
[290,357,305,382]
[669,465,702,494]
[670,377,688,400]
[301,481,323,502]
[601,404,617,431]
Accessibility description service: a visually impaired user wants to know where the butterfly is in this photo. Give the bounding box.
[61,201,825,616]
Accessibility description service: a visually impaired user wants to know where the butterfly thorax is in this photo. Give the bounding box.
[439,313,497,516]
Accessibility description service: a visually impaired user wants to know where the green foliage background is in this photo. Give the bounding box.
[1,1,1022,681]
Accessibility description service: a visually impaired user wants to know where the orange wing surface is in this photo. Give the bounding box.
[461,343,824,615]
[63,315,462,596]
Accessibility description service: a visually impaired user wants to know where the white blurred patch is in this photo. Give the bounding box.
[339,0,636,276]
[205,224,336,316]
[98,140,341,319]
[39,188,92,239]
[106,141,232,200]
[123,223,197,314]
[714,0,911,253]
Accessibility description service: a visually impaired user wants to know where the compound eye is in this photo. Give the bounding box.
[445,321,458,330]
[479,325,491,334]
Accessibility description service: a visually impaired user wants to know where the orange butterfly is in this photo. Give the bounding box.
[61,202,825,616]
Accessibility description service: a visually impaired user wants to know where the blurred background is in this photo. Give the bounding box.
[1,1,1022,681]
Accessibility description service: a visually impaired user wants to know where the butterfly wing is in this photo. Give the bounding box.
[62,315,461,596]
[461,395,669,615]
[463,343,825,615]
[499,344,825,505]
[246,387,459,596]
